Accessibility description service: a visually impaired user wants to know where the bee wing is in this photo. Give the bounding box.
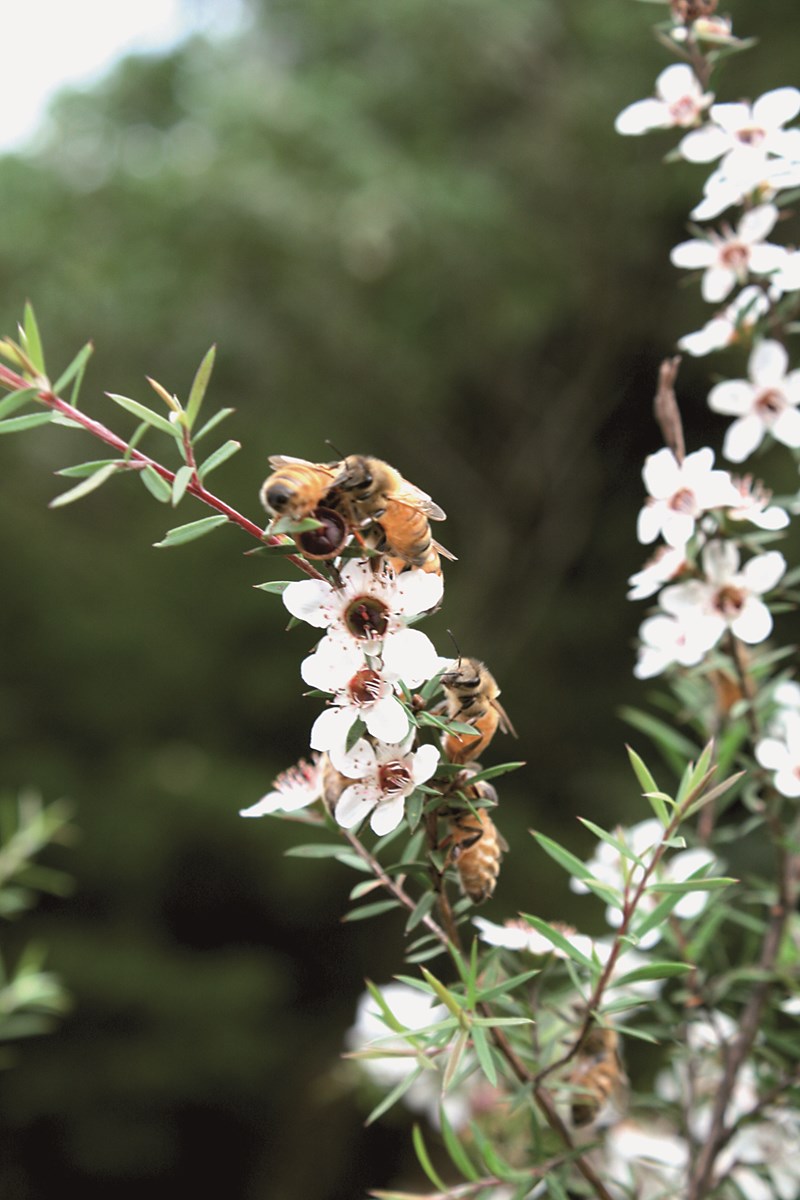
[491,696,518,739]
[431,538,457,562]
[393,479,447,521]
[267,455,340,473]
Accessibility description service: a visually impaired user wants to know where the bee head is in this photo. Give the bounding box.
[262,481,293,513]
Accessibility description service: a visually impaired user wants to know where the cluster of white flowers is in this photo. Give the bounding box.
[241,558,443,834]
[599,1010,800,1200]
[617,15,800,684]
[631,446,787,679]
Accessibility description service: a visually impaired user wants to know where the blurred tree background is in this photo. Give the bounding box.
[0,1,797,1196]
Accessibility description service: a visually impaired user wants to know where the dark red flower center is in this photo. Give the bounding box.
[755,388,784,420]
[669,487,697,514]
[344,595,390,639]
[713,584,745,618]
[378,759,411,795]
[348,668,383,705]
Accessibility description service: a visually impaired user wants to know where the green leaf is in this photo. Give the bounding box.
[342,898,400,922]
[620,706,699,773]
[270,514,324,535]
[140,465,172,503]
[520,915,596,969]
[407,892,438,936]
[106,392,181,439]
[439,1104,479,1182]
[612,961,691,986]
[22,302,45,373]
[470,1023,497,1086]
[254,581,292,595]
[476,968,540,1004]
[56,458,118,478]
[0,412,52,435]
[647,876,737,895]
[531,831,596,885]
[412,1125,447,1193]
[365,1066,424,1126]
[198,438,241,480]
[420,968,464,1020]
[186,344,216,429]
[284,843,351,860]
[153,514,230,548]
[632,891,688,942]
[49,462,118,508]
[0,386,38,419]
[404,788,424,833]
[193,406,235,442]
[459,761,525,786]
[346,716,367,753]
[171,464,194,507]
[627,745,662,801]
[577,818,646,867]
[53,341,93,396]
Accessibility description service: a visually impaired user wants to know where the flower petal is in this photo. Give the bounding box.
[772,407,800,449]
[731,598,773,645]
[329,736,377,779]
[382,627,441,687]
[741,551,786,595]
[671,239,716,269]
[283,578,335,628]
[412,742,441,785]
[335,783,379,829]
[615,98,670,135]
[370,794,407,836]
[723,416,766,463]
[751,86,800,131]
[364,695,411,744]
[708,379,755,416]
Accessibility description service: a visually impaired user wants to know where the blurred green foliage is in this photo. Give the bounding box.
[0,0,798,1196]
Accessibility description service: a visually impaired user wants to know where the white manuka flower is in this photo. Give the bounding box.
[727,474,790,531]
[660,539,786,653]
[283,559,442,685]
[691,154,800,221]
[302,637,410,751]
[755,710,800,798]
[679,86,800,166]
[637,447,741,548]
[615,64,712,136]
[678,285,770,357]
[604,1120,689,1200]
[627,545,689,601]
[328,735,440,834]
[570,818,717,948]
[240,756,323,817]
[708,339,800,462]
[670,204,786,304]
[634,612,709,679]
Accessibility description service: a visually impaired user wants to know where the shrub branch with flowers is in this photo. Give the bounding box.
[1,2,800,1197]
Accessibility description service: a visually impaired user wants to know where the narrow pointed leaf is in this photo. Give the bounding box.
[0,386,38,419]
[57,458,118,478]
[612,961,691,986]
[412,1125,448,1193]
[420,968,465,1021]
[470,1023,497,1086]
[140,465,172,503]
[198,438,240,480]
[255,581,292,594]
[53,342,93,395]
[193,406,235,442]
[627,745,659,796]
[646,876,737,895]
[171,464,194,507]
[49,463,118,508]
[22,302,45,373]
[153,514,229,547]
[520,915,596,969]
[577,818,646,867]
[0,412,52,434]
[439,1103,480,1181]
[365,1066,425,1126]
[186,345,216,429]
[342,898,400,922]
[106,392,180,438]
[531,831,596,885]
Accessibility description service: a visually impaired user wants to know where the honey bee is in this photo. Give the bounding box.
[446,803,507,904]
[259,455,352,559]
[440,658,517,764]
[332,455,455,575]
[319,752,355,816]
[568,1026,628,1129]
[260,455,340,520]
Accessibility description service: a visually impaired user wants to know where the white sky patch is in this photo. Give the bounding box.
[0,0,243,152]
